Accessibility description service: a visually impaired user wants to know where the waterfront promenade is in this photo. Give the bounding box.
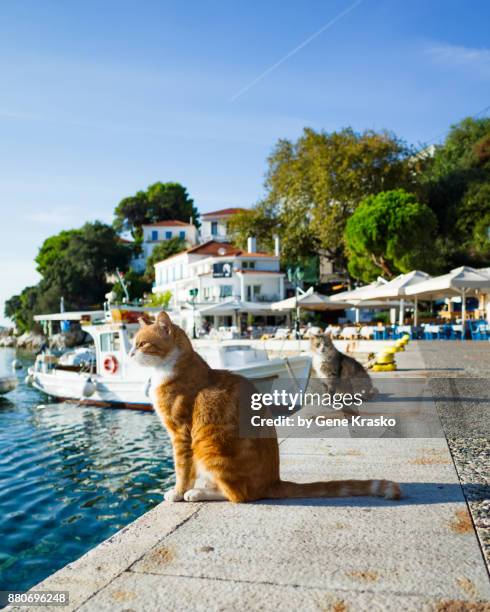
[11,343,490,611]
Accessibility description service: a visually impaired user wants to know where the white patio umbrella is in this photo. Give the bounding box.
[271,287,349,339]
[477,267,490,279]
[199,299,273,327]
[332,278,388,303]
[332,278,405,323]
[357,270,432,325]
[271,287,349,312]
[404,266,490,323]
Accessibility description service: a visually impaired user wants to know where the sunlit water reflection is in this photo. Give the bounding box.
[0,348,174,592]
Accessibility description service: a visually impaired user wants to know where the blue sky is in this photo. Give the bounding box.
[1,0,489,325]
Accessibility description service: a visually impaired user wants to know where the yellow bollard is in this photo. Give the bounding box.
[370,349,397,371]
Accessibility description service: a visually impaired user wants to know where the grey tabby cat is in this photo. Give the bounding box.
[310,333,377,400]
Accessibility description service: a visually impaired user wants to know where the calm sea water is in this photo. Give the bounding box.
[0,348,174,592]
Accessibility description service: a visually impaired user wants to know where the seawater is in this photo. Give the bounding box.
[0,348,174,592]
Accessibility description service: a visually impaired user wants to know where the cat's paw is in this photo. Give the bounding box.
[183,488,227,502]
[164,487,184,502]
[183,488,207,502]
[371,480,402,500]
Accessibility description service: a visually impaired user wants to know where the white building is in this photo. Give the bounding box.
[200,208,245,242]
[130,220,198,272]
[142,220,198,258]
[153,237,285,332]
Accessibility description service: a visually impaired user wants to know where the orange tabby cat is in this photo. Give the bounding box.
[130,312,401,503]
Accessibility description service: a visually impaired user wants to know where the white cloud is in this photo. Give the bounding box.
[426,42,490,78]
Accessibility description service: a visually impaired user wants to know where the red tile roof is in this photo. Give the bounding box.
[155,241,276,263]
[187,241,242,256]
[201,208,246,218]
[143,220,192,227]
[187,241,276,258]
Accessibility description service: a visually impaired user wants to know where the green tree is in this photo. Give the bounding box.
[112,269,153,302]
[421,117,490,267]
[35,229,79,276]
[5,222,131,329]
[5,288,39,333]
[145,237,187,280]
[344,189,438,281]
[230,128,416,269]
[146,290,173,308]
[35,221,131,304]
[113,182,199,240]
[227,201,280,255]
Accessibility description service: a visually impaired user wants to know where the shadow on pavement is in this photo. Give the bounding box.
[256,482,466,507]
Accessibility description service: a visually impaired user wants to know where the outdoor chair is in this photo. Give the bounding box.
[303,326,323,338]
[423,324,445,340]
[450,324,464,340]
[394,325,413,339]
[273,328,289,340]
[469,321,489,341]
[325,325,341,338]
[373,326,388,340]
[341,326,358,340]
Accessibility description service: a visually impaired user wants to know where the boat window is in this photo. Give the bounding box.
[100,333,120,352]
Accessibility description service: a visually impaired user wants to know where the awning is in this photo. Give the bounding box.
[356,270,431,301]
[404,266,490,322]
[271,287,348,311]
[33,310,105,322]
[199,299,273,316]
[404,266,490,299]
[332,278,388,303]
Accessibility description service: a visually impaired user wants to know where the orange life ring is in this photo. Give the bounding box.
[103,355,118,374]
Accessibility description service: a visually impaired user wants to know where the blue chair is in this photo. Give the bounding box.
[394,325,413,339]
[470,321,489,341]
[441,324,452,340]
[449,324,463,340]
[423,324,444,340]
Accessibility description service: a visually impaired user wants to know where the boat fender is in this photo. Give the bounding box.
[81,377,96,398]
[25,373,34,386]
[103,355,118,374]
[12,359,23,370]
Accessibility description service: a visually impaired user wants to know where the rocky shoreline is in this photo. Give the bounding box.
[0,328,91,352]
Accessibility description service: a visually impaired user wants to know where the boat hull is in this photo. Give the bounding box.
[29,355,311,411]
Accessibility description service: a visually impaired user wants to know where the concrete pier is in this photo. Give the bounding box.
[11,343,490,611]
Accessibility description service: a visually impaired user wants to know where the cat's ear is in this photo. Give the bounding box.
[156,311,172,335]
[138,317,149,328]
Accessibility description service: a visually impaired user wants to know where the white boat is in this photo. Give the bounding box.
[27,317,311,411]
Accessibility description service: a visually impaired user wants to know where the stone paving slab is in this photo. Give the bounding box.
[10,343,490,611]
[128,498,489,600]
[7,504,199,612]
[76,571,453,612]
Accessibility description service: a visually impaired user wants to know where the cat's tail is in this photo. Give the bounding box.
[265,478,401,500]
